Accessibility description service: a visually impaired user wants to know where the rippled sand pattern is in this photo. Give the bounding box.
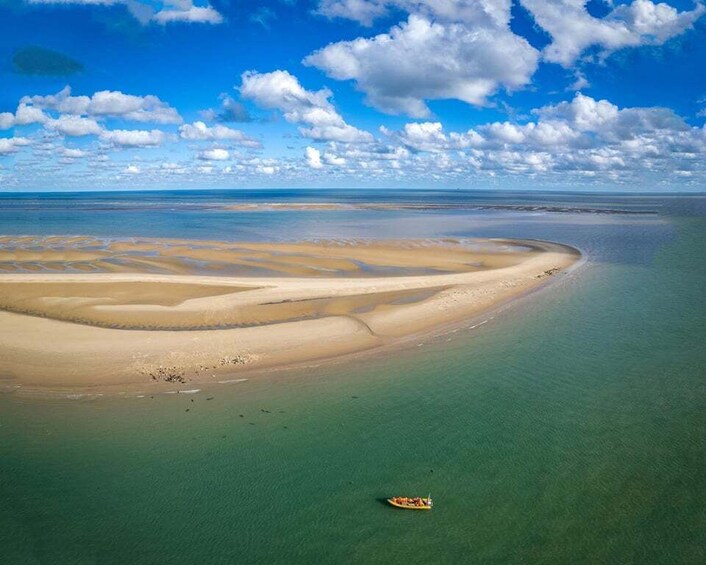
[0,236,533,277]
[0,236,579,390]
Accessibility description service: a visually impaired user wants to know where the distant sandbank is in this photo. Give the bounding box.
[0,237,580,393]
[221,202,653,215]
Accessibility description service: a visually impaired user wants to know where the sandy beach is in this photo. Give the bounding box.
[0,237,579,392]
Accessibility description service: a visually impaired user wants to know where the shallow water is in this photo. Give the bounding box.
[0,190,704,564]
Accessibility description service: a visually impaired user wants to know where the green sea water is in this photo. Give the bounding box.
[0,192,704,564]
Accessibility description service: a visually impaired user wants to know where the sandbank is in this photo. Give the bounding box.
[0,237,580,393]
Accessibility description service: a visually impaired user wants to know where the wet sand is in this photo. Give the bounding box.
[0,237,580,392]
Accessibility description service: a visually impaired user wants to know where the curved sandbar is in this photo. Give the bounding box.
[0,237,580,391]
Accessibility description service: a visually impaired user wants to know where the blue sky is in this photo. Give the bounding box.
[0,0,704,191]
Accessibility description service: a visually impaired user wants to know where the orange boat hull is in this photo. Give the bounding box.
[387,498,432,510]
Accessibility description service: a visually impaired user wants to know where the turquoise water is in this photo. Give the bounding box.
[0,191,704,563]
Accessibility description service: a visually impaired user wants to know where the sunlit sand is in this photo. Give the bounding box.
[0,236,580,392]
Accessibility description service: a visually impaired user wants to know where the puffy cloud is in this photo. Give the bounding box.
[536,93,620,131]
[1,88,181,155]
[15,103,49,125]
[306,146,323,168]
[317,0,515,27]
[47,116,103,136]
[533,92,689,141]
[239,70,373,143]
[100,128,166,147]
[63,148,88,158]
[0,104,48,129]
[300,122,373,144]
[26,1,225,26]
[233,157,282,176]
[88,90,182,123]
[306,141,410,176]
[179,121,261,147]
[313,1,703,114]
[378,93,706,180]
[153,3,224,25]
[387,116,580,152]
[279,93,704,186]
[483,122,526,144]
[316,0,388,25]
[22,86,182,124]
[198,148,230,160]
[124,164,141,174]
[323,152,346,166]
[305,14,538,117]
[520,0,705,66]
[20,87,89,115]
[160,161,187,173]
[395,121,448,152]
[0,113,14,130]
[0,137,31,154]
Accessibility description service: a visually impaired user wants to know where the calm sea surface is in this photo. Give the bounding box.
[0,190,704,564]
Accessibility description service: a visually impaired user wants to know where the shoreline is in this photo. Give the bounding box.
[0,237,581,397]
[1,262,583,401]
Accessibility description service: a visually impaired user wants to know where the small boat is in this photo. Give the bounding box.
[387,494,433,510]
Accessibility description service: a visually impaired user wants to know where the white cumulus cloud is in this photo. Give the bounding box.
[47,116,103,137]
[306,146,323,168]
[198,148,230,160]
[0,113,15,130]
[316,0,388,25]
[317,0,515,27]
[153,3,224,25]
[100,128,166,147]
[305,14,539,117]
[178,121,261,147]
[520,0,705,66]
[88,90,182,123]
[0,104,48,129]
[324,152,346,166]
[240,70,373,143]
[22,86,182,124]
[63,148,88,158]
[26,1,225,26]
[15,103,49,125]
[380,93,706,181]
[313,1,703,113]
[0,137,31,155]
[394,121,448,152]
